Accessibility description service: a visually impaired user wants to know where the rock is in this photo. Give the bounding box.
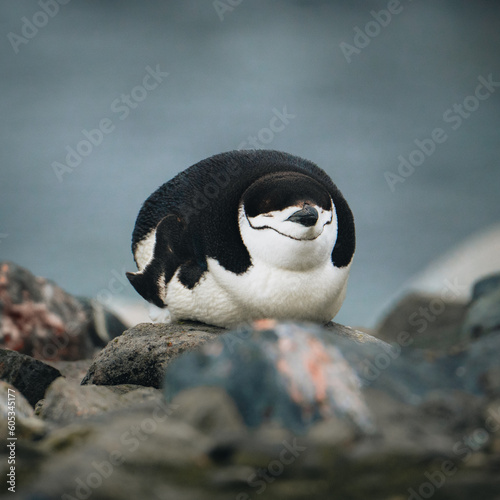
[6,302,500,500]
[416,390,484,434]
[0,380,47,440]
[10,317,500,500]
[37,377,165,423]
[161,319,500,435]
[460,272,500,341]
[0,261,127,361]
[20,403,213,500]
[375,291,468,353]
[471,273,500,301]
[456,332,500,398]
[164,321,382,434]
[78,296,129,346]
[306,415,358,447]
[169,386,245,435]
[324,320,389,346]
[45,359,93,383]
[81,321,226,388]
[0,348,61,406]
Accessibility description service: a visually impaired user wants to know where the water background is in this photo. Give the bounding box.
[1,1,499,327]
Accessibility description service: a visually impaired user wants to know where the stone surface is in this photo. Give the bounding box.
[325,320,389,346]
[163,321,386,433]
[20,403,214,500]
[37,377,165,423]
[460,272,500,342]
[0,261,127,361]
[81,321,226,388]
[45,359,93,384]
[12,393,500,500]
[0,348,61,406]
[169,386,245,435]
[375,291,468,354]
[7,273,500,500]
[0,380,47,440]
[78,296,130,346]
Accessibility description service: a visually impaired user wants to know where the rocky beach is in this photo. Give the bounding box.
[1,260,500,499]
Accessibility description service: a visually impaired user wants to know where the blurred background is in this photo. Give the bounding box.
[1,0,499,328]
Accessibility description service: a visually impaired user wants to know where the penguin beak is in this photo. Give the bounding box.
[286,205,318,227]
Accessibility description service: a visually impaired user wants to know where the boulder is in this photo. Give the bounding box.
[460,272,500,341]
[163,320,388,433]
[37,377,164,423]
[14,387,497,500]
[0,261,127,361]
[21,403,214,500]
[10,318,500,500]
[0,380,47,440]
[45,359,93,384]
[0,348,61,406]
[81,321,226,388]
[169,386,246,435]
[375,291,468,354]
[78,296,130,346]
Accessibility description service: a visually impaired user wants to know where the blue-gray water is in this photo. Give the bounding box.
[1,1,499,327]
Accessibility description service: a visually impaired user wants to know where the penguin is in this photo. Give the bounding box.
[126,150,355,327]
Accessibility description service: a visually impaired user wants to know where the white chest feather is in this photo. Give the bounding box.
[162,204,351,327]
[164,257,350,327]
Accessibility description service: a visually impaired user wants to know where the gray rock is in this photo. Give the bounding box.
[325,320,389,346]
[169,386,245,435]
[11,357,500,500]
[37,377,164,423]
[306,415,358,448]
[20,403,214,500]
[0,380,47,440]
[461,272,500,341]
[0,348,61,406]
[163,321,380,434]
[375,291,468,354]
[81,321,226,388]
[78,297,129,346]
[45,359,93,384]
[471,273,500,301]
[8,306,500,500]
[456,332,500,398]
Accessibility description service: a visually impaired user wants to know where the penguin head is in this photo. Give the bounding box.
[239,172,338,271]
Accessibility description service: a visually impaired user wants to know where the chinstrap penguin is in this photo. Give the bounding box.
[126,150,355,327]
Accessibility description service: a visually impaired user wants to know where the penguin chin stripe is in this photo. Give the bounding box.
[127,150,355,327]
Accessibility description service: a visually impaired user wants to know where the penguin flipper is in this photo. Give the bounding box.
[127,214,196,307]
